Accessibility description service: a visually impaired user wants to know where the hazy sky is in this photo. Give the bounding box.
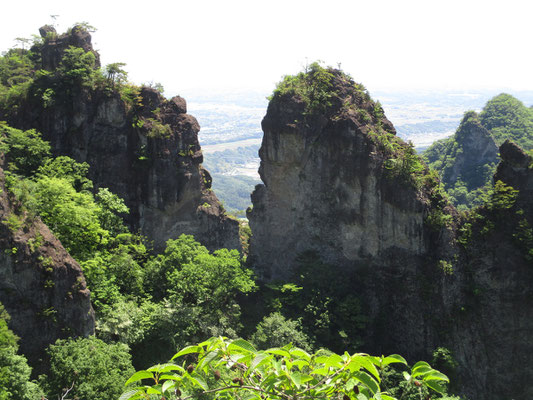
[1,0,532,96]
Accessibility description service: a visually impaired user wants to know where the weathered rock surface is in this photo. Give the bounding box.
[248,68,533,400]
[37,24,101,70]
[7,27,240,251]
[449,141,533,399]
[496,139,533,212]
[248,73,431,281]
[0,164,95,368]
[444,111,499,187]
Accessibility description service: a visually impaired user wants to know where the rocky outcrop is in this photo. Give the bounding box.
[247,67,533,400]
[0,164,94,368]
[7,26,240,251]
[443,111,499,187]
[448,141,533,399]
[37,24,101,70]
[495,139,533,211]
[248,71,433,281]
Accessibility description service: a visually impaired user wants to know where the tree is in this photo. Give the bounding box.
[0,123,51,176]
[44,336,134,400]
[0,303,44,400]
[95,187,129,235]
[57,46,97,90]
[251,312,313,351]
[105,62,128,87]
[29,176,109,260]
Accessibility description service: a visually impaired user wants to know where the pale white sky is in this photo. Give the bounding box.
[1,0,532,96]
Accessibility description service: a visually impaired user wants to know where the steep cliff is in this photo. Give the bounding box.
[447,141,533,399]
[3,26,240,251]
[248,65,442,280]
[247,64,533,400]
[0,163,95,367]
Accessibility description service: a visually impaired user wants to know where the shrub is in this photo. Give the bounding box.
[43,336,134,400]
[251,312,313,351]
[0,123,51,176]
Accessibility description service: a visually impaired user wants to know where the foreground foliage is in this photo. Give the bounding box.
[122,337,449,400]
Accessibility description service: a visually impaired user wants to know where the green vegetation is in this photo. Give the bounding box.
[457,179,533,263]
[271,61,339,114]
[0,122,51,176]
[0,119,466,399]
[479,93,533,149]
[424,94,533,210]
[122,337,451,400]
[44,336,134,400]
[0,304,44,400]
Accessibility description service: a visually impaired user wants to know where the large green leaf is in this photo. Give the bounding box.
[290,348,311,361]
[324,353,344,368]
[186,372,209,391]
[228,338,257,353]
[411,365,433,378]
[145,386,162,394]
[382,354,407,366]
[198,350,219,370]
[172,345,202,359]
[147,363,183,373]
[265,348,291,358]
[158,364,184,374]
[424,379,446,394]
[118,389,142,400]
[161,380,176,393]
[249,353,270,372]
[424,371,449,382]
[356,356,381,381]
[159,374,182,381]
[352,371,379,395]
[125,371,154,386]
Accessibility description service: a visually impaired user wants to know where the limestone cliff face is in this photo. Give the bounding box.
[495,139,533,211]
[248,73,431,281]
[7,26,240,251]
[448,142,533,399]
[0,165,94,367]
[247,68,533,400]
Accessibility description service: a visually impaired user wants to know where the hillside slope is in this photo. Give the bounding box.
[424,94,533,209]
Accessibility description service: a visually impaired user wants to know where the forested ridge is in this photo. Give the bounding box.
[423,94,533,209]
[0,24,531,400]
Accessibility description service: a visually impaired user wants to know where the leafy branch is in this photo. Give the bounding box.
[121,337,450,400]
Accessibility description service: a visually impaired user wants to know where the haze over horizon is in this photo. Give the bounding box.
[1,0,532,97]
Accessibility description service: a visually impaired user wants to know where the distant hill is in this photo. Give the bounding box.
[423,93,533,209]
[479,93,533,149]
